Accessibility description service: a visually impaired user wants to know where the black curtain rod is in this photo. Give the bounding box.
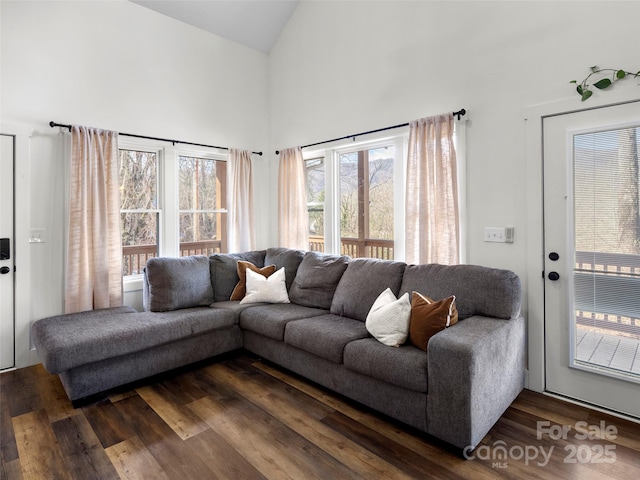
[275,109,466,155]
[49,121,263,156]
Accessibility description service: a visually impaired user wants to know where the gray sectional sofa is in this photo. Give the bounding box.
[32,247,525,451]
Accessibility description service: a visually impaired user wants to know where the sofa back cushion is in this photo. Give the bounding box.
[289,252,350,309]
[145,255,213,312]
[264,248,305,291]
[399,263,521,320]
[210,250,266,302]
[330,258,407,321]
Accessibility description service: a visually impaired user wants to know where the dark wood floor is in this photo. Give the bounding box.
[1,353,639,479]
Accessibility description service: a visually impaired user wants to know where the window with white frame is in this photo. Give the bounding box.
[119,148,160,276]
[119,143,228,278]
[304,135,405,260]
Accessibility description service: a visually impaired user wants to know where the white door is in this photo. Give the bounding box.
[0,134,15,370]
[543,100,640,418]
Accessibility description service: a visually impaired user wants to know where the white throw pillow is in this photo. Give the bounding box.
[365,288,411,347]
[240,267,291,304]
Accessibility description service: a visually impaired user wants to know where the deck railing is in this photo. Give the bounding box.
[308,236,394,260]
[574,250,640,338]
[122,240,222,275]
[123,237,394,275]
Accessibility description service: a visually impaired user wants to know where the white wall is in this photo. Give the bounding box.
[1,0,270,367]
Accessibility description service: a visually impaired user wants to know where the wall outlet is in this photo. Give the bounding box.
[484,227,514,243]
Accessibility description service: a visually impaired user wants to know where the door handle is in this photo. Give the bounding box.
[548,271,560,281]
[0,266,10,275]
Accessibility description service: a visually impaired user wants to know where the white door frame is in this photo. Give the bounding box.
[1,123,37,369]
[525,90,640,395]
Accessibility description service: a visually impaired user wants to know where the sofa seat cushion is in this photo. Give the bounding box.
[343,338,428,393]
[284,314,369,363]
[32,307,235,374]
[331,258,407,321]
[239,304,328,341]
[209,300,265,322]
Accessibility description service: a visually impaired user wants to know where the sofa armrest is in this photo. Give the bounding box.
[426,315,526,450]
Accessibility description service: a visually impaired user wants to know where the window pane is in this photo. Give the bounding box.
[179,212,226,243]
[339,147,394,259]
[121,212,158,276]
[119,150,157,209]
[368,147,394,241]
[119,149,158,276]
[179,156,222,210]
[306,157,325,252]
[178,156,227,255]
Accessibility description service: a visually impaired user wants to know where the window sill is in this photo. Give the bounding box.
[123,274,144,293]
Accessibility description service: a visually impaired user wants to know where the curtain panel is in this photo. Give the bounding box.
[405,114,460,265]
[278,147,308,249]
[66,126,122,313]
[227,148,255,252]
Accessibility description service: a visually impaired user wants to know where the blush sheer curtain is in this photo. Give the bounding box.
[278,147,308,249]
[405,114,460,265]
[227,148,255,252]
[65,126,122,313]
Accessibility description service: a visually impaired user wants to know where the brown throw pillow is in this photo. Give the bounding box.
[230,261,277,301]
[409,292,458,352]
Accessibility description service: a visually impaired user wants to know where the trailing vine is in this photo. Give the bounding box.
[570,66,640,101]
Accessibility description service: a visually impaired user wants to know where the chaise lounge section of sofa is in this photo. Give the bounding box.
[31,247,525,451]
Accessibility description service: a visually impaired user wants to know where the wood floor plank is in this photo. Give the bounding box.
[0,458,23,480]
[82,400,137,449]
[105,436,170,480]
[184,427,268,480]
[0,377,19,464]
[250,360,501,479]
[51,413,120,480]
[2,367,45,418]
[189,394,364,480]
[12,409,71,480]
[321,409,469,480]
[36,370,77,424]
[113,394,220,479]
[135,384,209,440]
[205,361,422,480]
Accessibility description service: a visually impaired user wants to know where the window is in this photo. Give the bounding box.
[119,149,159,276]
[119,144,228,278]
[305,137,404,260]
[339,146,395,259]
[178,156,227,256]
[306,157,325,252]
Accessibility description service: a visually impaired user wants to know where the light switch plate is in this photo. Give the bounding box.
[29,228,46,243]
[484,227,514,243]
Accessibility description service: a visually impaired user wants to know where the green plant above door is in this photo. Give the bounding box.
[571,66,640,101]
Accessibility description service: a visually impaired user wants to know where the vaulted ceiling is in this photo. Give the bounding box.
[130,1,300,54]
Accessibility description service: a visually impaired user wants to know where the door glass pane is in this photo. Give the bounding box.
[573,126,640,379]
